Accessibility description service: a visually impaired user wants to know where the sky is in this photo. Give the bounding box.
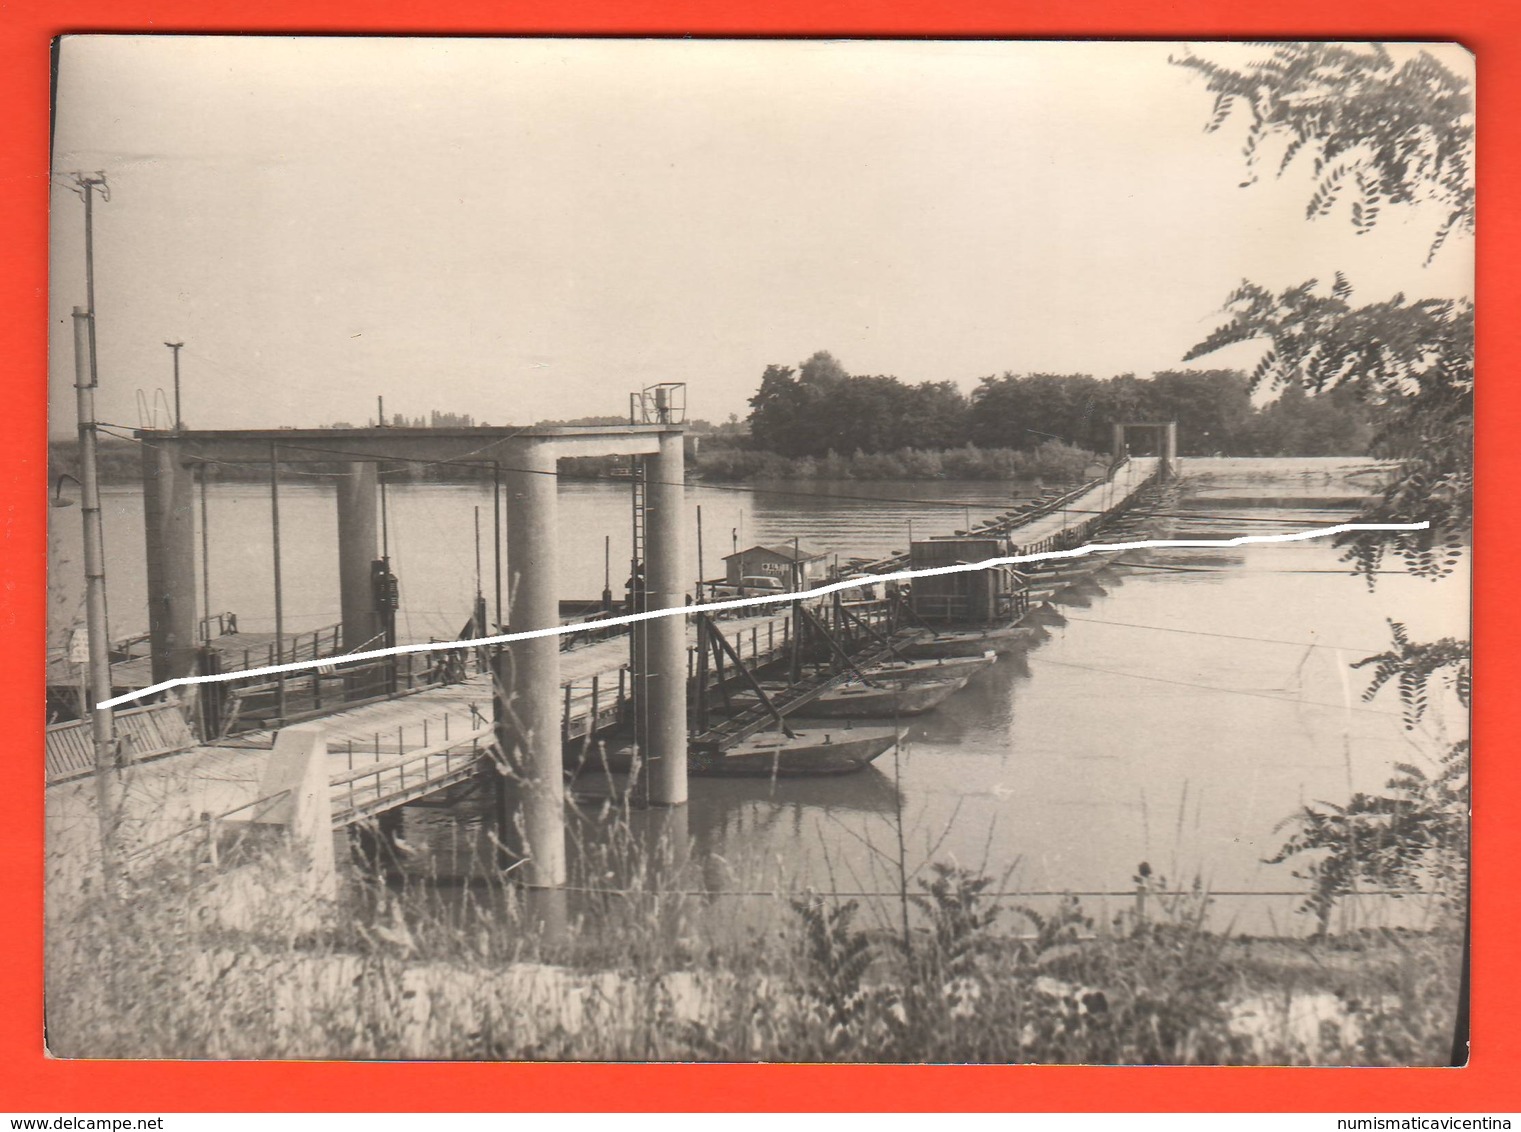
[47,37,1474,436]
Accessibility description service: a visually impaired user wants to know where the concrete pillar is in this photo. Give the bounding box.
[255,724,337,894]
[336,462,380,652]
[216,724,337,932]
[142,438,198,688]
[522,887,569,948]
[493,439,566,887]
[645,431,688,806]
[1111,423,1125,460]
[1162,422,1178,477]
[641,801,691,882]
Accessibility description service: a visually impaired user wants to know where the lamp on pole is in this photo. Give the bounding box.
[164,341,184,430]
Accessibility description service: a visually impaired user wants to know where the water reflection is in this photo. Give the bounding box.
[56,464,1467,939]
[1046,579,1106,608]
[386,473,1466,936]
[899,660,1022,746]
[50,478,1043,646]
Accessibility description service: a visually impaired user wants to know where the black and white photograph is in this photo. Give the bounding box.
[44,37,1473,1064]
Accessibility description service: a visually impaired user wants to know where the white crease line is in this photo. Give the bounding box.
[95,520,1430,711]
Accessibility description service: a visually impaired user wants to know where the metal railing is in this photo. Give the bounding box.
[207,648,467,738]
[330,721,496,827]
[218,623,345,673]
[108,611,243,662]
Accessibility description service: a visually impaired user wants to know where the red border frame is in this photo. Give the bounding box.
[2,1,1513,1113]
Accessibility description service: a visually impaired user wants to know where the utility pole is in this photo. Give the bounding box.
[164,341,184,430]
[75,173,106,390]
[270,443,286,721]
[474,505,486,674]
[493,461,504,630]
[199,465,212,642]
[67,170,118,888]
[73,307,118,879]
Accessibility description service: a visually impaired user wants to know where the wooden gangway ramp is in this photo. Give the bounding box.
[851,456,1160,577]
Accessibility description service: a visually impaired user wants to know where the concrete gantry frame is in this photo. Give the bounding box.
[1111,420,1179,478]
[135,423,688,889]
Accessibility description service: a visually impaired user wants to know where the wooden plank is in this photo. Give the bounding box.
[45,698,195,783]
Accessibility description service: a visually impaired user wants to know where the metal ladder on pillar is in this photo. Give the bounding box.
[631,461,647,599]
[628,456,652,798]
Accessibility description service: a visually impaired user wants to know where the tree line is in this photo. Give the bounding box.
[741,350,1372,460]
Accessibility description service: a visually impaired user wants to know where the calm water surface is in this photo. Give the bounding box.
[50,477,1031,644]
[48,459,1468,936]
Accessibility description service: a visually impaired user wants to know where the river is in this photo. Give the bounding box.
[47,457,1469,936]
[49,472,1035,646]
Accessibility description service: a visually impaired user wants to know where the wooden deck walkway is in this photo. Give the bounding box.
[851,457,1160,577]
[47,624,349,694]
[1006,457,1159,555]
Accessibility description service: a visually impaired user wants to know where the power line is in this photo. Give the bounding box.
[1033,655,1405,718]
[98,421,542,479]
[86,429,1393,529]
[101,428,1074,508]
[1150,509,1383,527]
[96,423,358,478]
[1059,613,1390,654]
[93,519,1432,711]
[1116,561,1419,576]
[199,433,1057,508]
[539,884,1436,900]
[91,408,1398,526]
[176,346,298,403]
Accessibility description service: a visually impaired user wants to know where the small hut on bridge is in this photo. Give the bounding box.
[722,543,827,589]
[908,536,1022,625]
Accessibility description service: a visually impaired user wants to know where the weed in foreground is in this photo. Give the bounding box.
[44,794,1462,1063]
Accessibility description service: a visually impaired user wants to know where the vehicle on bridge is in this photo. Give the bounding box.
[706,575,789,600]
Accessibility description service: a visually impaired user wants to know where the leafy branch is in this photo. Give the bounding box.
[1268,622,1469,931]
[1267,739,1468,935]
[1184,277,1472,577]
[1352,619,1471,728]
[1178,43,1472,937]
[1173,43,1473,263]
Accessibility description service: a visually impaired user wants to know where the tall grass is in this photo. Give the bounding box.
[44,771,1463,1063]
